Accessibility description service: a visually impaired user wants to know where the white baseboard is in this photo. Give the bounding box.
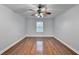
[26,35,54,37]
[0,35,53,55]
[54,35,79,54]
[0,36,26,55]
[0,35,78,55]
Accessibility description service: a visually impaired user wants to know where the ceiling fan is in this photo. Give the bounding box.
[28,4,52,18]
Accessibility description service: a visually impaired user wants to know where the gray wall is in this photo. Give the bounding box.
[26,17,54,36]
[54,5,79,52]
[0,5,54,52]
[0,5,26,52]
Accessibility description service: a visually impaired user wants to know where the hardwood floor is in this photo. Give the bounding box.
[2,37,78,55]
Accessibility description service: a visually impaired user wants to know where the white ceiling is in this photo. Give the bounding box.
[3,4,76,19]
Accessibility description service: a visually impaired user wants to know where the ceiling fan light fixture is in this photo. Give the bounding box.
[35,14,40,18]
[40,13,43,17]
[29,4,52,18]
[35,13,44,18]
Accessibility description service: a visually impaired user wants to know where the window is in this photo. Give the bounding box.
[36,21,43,32]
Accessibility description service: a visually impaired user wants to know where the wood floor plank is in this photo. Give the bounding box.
[2,37,78,55]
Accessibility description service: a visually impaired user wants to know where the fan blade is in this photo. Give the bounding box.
[28,9,35,12]
[46,12,51,15]
[31,13,35,16]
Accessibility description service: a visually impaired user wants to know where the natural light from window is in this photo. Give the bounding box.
[36,21,43,32]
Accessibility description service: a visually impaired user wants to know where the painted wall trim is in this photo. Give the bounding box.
[0,35,26,55]
[0,35,78,54]
[0,35,53,55]
[54,35,79,54]
[26,35,54,37]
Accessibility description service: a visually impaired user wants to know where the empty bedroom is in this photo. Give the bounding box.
[0,4,79,55]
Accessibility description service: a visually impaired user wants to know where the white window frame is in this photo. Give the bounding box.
[36,21,43,32]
